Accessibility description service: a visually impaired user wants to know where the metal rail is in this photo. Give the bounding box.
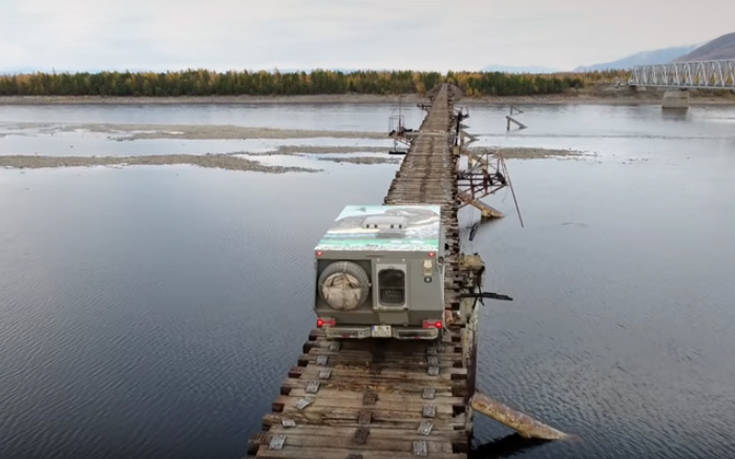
[629,60,735,89]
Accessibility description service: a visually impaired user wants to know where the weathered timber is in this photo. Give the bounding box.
[248,84,474,458]
[506,115,527,131]
[245,84,568,459]
[471,391,567,440]
[457,193,504,220]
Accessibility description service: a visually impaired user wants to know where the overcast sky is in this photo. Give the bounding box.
[2,0,733,73]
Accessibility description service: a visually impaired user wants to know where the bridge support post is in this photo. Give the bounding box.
[662,89,689,110]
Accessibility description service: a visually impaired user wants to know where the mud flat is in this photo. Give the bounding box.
[248,146,584,163]
[472,146,587,159]
[252,146,584,161]
[316,156,400,164]
[0,154,318,173]
[3,122,385,141]
[247,145,391,155]
[0,147,585,172]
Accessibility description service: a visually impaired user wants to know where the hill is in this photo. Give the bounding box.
[574,45,697,71]
[675,32,735,61]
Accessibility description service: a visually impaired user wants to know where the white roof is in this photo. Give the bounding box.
[315,205,441,252]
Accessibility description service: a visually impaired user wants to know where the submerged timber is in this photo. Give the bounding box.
[247,84,565,459]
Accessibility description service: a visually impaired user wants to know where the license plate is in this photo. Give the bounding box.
[371,325,392,338]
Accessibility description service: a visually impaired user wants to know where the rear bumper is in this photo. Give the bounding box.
[324,326,440,340]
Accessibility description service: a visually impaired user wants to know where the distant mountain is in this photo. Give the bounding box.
[574,44,697,72]
[481,65,560,74]
[675,32,735,61]
[0,66,117,74]
[0,67,40,75]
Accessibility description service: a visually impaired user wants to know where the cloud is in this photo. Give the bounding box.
[1,0,734,72]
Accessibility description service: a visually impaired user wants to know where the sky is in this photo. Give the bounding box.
[1,0,734,73]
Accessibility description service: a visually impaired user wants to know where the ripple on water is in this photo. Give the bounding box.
[3,103,735,458]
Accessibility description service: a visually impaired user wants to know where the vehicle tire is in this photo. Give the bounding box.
[318,261,370,311]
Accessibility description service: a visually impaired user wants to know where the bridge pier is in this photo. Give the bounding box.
[629,60,735,109]
[662,89,689,110]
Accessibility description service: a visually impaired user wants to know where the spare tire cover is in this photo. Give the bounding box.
[318,261,370,311]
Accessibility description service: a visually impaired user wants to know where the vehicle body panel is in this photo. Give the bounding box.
[314,205,445,339]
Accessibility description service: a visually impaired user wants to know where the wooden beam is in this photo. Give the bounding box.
[470,391,567,440]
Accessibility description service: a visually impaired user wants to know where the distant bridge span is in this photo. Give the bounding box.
[629,60,735,90]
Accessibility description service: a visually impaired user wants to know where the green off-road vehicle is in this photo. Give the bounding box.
[313,205,445,340]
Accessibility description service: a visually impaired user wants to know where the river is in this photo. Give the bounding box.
[1,102,734,458]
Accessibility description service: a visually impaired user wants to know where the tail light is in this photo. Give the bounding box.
[316,317,336,328]
[422,320,443,329]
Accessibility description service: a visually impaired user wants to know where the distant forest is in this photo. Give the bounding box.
[0,69,616,97]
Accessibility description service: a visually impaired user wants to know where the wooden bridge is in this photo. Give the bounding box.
[246,84,563,458]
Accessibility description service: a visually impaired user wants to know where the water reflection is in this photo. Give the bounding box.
[1,102,735,458]
[661,108,690,120]
[472,434,550,458]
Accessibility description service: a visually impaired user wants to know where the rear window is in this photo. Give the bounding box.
[378,269,405,305]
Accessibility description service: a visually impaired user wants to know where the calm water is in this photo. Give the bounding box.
[1,103,734,458]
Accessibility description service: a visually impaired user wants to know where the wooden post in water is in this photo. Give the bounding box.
[506,115,527,131]
[506,105,527,131]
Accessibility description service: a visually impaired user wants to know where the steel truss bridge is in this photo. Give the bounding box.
[629,60,735,90]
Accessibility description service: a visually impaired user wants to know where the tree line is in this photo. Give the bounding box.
[0,69,596,97]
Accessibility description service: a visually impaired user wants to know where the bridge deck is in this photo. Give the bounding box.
[248,85,477,459]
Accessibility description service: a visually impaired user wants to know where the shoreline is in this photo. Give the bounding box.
[1,92,734,106]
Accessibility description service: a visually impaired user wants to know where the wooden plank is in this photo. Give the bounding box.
[281,376,468,398]
[256,445,465,459]
[261,413,466,431]
[255,430,457,454]
[294,361,467,381]
[270,406,466,427]
[267,423,466,440]
[305,348,463,362]
[249,85,474,459]
[274,395,459,418]
[281,379,460,397]
[284,388,463,404]
[471,391,567,440]
[288,366,466,383]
